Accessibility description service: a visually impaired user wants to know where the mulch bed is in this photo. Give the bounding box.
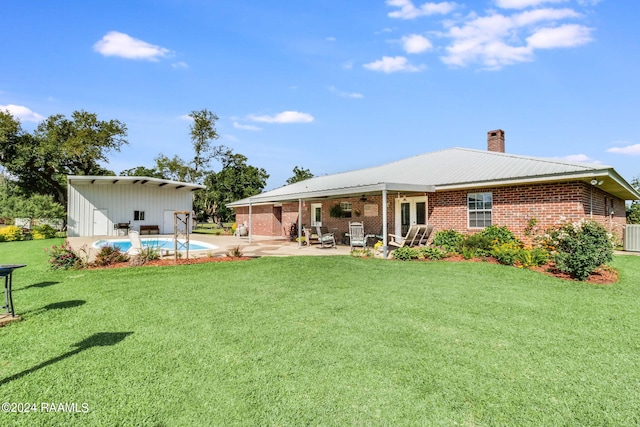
[441,255,618,284]
[89,254,618,284]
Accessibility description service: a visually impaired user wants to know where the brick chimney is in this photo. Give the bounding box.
[487,129,505,153]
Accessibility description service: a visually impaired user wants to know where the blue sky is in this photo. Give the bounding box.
[1,0,639,191]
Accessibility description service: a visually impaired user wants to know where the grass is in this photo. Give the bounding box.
[2,239,640,426]
[192,223,225,235]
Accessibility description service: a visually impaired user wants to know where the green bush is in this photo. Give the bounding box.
[418,246,447,260]
[479,225,520,246]
[94,245,129,267]
[491,242,521,266]
[31,224,58,239]
[45,241,87,270]
[544,221,613,281]
[392,247,419,261]
[432,229,463,253]
[516,248,549,268]
[461,233,493,257]
[0,225,24,242]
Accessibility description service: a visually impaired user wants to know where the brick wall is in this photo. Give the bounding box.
[234,182,626,242]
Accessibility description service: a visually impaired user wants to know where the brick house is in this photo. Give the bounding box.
[228,130,639,251]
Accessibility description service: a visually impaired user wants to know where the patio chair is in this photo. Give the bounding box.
[315,226,336,248]
[127,230,143,256]
[389,224,433,248]
[348,222,366,249]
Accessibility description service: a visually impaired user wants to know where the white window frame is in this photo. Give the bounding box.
[468,192,492,228]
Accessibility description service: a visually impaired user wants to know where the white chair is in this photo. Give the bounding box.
[315,226,336,248]
[348,222,366,249]
[127,230,143,256]
[389,224,433,248]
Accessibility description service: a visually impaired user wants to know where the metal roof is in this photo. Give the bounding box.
[228,147,640,206]
[67,175,206,191]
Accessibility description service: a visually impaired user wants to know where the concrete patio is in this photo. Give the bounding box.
[67,234,356,260]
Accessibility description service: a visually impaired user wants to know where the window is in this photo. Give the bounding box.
[468,192,492,228]
[340,202,352,218]
[134,210,145,221]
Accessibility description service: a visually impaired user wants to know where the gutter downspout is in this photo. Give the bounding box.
[382,188,388,259]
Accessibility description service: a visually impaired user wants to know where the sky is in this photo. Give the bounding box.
[1,0,639,191]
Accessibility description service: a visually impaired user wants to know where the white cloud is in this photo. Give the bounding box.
[326,37,337,42]
[247,111,314,124]
[171,61,189,69]
[559,154,601,163]
[607,144,640,155]
[387,0,457,20]
[94,31,171,61]
[233,122,262,131]
[0,104,44,122]
[495,0,567,9]
[526,24,593,48]
[440,8,592,69]
[328,86,364,98]
[402,34,434,53]
[363,56,425,73]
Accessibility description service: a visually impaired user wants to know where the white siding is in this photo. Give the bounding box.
[67,182,196,237]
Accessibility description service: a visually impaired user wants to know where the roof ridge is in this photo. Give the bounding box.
[453,147,611,170]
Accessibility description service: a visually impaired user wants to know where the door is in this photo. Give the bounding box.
[163,210,175,234]
[311,203,322,226]
[93,209,109,236]
[395,196,427,236]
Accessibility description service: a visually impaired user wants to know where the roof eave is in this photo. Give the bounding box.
[228,183,435,207]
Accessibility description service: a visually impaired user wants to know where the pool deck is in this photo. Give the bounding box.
[68,234,355,260]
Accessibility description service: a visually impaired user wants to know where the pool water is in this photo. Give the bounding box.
[93,238,217,252]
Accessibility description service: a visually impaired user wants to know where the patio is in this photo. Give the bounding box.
[67,234,355,260]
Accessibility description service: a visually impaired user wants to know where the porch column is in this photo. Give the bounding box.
[248,201,252,243]
[382,188,388,258]
[298,198,302,249]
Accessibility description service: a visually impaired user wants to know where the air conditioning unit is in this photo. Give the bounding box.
[624,225,640,252]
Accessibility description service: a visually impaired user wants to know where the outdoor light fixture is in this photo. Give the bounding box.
[589,178,604,218]
[360,195,367,202]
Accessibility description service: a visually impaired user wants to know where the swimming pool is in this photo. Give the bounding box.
[93,238,217,252]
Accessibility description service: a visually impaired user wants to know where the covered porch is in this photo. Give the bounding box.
[229,182,436,258]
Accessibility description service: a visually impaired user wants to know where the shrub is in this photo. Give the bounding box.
[45,241,88,270]
[226,245,244,258]
[94,245,129,267]
[491,242,521,266]
[516,248,549,268]
[0,225,24,242]
[31,224,58,240]
[543,220,614,281]
[461,233,493,257]
[418,246,447,260]
[351,248,373,258]
[129,247,160,266]
[479,225,520,247]
[432,229,464,253]
[392,247,419,261]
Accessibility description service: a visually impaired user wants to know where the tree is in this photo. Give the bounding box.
[286,166,314,185]
[196,152,269,223]
[120,165,165,179]
[0,176,64,222]
[188,109,228,176]
[628,175,640,224]
[0,110,127,205]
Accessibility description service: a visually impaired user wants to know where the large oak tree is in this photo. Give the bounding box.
[0,109,127,206]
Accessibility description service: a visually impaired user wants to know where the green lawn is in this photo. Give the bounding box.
[1,239,640,426]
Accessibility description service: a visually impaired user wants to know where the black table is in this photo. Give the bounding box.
[1,264,26,317]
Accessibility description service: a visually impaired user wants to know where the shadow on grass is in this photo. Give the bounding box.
[0,332,133,386]
[15,281,60,291]
[20,299,86,316]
